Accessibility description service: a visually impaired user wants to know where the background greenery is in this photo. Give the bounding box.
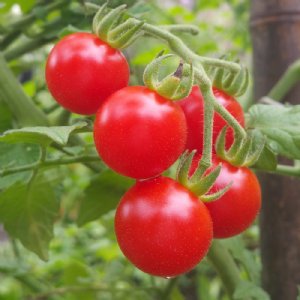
[0,1,272,299]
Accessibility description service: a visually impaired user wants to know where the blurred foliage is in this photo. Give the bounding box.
[0,0,263,299]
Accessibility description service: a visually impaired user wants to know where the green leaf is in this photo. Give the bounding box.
[233,281,270,300]
[0,121,89,147]
[0,175,60,260]
[0,143,40,169]
[297,286,300,300]
[250,130,277,171]
[77,170,133,226]
[0,143,40,190]
[247,104,300,160]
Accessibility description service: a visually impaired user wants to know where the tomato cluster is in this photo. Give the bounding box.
[45,34,261,278]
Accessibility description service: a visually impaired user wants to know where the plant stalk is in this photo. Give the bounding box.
[0,54,48,126]
[3,35,56,62]
[268,59,300,101]
[207,240,242,298]
[265,164,300,178]
[200,89,215,165]
[0,155,101,177]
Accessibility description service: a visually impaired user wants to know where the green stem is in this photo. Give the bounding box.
[207,240,242,298]
[199,57,241,73]
[201,88,215,165]
[126,21,241,74]
[140,23,246,140]
[30,284,155,299]
[87,3,242,73]
[0,155,101,177]
[3,35,56,62]
[0,31,22,50]
[0,54,48,126]
[265,164,300,178]
[141,23,241,73]
[142,23,200,61]
[158,24,200,35]
[27,146,47,190]
[268,59,300,101]
[0,0,70,50]
[213,99,247,138]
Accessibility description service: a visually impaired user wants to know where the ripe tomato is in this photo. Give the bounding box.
[191,155,261,238]
[93,86,187,179]
[115,176,213,277]
[45,32,129,115]
[178,86,245,153]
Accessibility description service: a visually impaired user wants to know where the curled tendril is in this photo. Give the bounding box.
[143,54,194,100]
[92,3,144,49]
[176,150,232,202]
[215,127,265,167]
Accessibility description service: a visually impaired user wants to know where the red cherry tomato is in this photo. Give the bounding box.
[191,156,261,238]
[115,176,213,277]
[178,86,245,153]
[93,86,187,179]
[45,33,129,115]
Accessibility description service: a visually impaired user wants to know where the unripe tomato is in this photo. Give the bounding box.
[191,156,261,238]
[45,33,129,115]
[93,86,187,179]
[115,176,213,277]
[178,86,245,153]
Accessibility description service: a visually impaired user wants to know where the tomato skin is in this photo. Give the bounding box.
[93,86,187,179]
[193,157,261,238]
[115,176,213,277]
[45,32,129,115]
[178,86,245,153]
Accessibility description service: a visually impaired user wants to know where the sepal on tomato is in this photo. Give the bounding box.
[143,54,194,100]
[176,150,231,202]
[215,127,265,167]
[207,59,249,97]
[92,3,144,49]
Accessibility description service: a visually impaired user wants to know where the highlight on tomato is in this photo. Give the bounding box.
[115,176,213,277]
[93,86,187,179]
[45,32,129,115]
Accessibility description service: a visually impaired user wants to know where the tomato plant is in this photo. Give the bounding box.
[115,176,213,277]
[45,32,129,115]
[178,86,245,153]
[93,86,187,179]
[4,1,300,299]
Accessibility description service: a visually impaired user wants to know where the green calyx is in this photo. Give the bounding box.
[176,151,231,202]
[215,127,265,167]
[92,3,144,49]
[206,57,249,98]
[143,54,194,100]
